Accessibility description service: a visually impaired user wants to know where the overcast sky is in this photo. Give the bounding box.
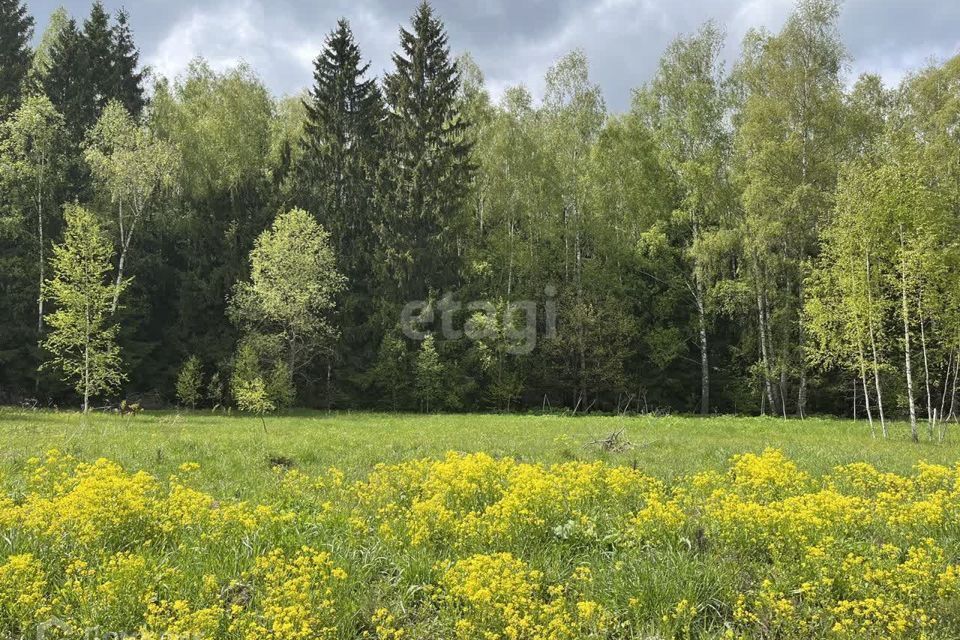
[24,0,960,112]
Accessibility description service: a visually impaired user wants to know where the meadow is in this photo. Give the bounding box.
[0,409,959,638]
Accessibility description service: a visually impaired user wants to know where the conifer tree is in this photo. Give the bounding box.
[299,18,383,396]
[42,17,93,144]
[29,6,68,82]
[110,9,145,117]
[301,19,381,265]
[380,1,474,302]
[83,1,114,115]
[43,3,144,143]
[0,0,33,120]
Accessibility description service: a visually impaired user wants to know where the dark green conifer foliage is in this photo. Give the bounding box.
[43,18,93,143]
[43,3,145,142]
[299,18,384,404]
[301,18,381,283]
[380,1,474,302]
[0,0,33,120]
[110,10,145,117]
[82,1,114,116]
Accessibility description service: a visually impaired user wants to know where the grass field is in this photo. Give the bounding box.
[1,409,959,638]
[0,410,955,497]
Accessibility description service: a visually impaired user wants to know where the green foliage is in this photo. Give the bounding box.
[734,0,847,416]
[29,7,68,82]
[379,1,474,301]
[297,19,383,402]
[230,342,273,416]
[0,94,68,365]
[41,205,126,412]
[84,101,180,212]
[150,61,273,199]
[109,10,145,117]
[415,335,446,412]
[42,3,144,146]
[175,355,203,409]
[266,361,295,410]
[0,0,33,120]
[299,18,381,277]
[84,100,180,313]
[2,0,960,420]
[206,372,224,409]
[233,376,274,417]
[229,208,345,390]
[370,333,412,410]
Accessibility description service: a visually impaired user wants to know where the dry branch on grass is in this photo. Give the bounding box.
[585,428,635,453]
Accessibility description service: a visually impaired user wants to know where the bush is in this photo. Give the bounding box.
[175,356,203,409]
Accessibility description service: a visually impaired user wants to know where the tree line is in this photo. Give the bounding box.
[1,0,958,429]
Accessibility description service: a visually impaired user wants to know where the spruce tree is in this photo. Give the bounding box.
[83,1,114,116]
[43,18,94,143]
[300,18,381,285]
[380,1,473,302]
[0,0,33,120]
[29,6,69,82]
[299,18,383,397]
[110,9,145,117]
[44,3,144,142]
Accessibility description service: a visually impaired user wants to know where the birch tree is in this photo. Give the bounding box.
[635,21,735,414]
[84,100,179,313]
[734,0,846,417]
[0,95,66,341]
[42,205,127,413]
[228,208,346,391]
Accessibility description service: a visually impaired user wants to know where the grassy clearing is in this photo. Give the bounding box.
[0,410,955,497]
[1,410,959,639]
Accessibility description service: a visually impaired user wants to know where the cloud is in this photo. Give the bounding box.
[26,0,960,111]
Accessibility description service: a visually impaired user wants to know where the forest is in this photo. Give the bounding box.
[1,0,959,436]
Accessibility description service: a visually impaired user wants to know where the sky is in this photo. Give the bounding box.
[24,0,960,112]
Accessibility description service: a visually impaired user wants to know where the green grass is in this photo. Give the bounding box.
[2,409,960,638]
[0,408,956,498]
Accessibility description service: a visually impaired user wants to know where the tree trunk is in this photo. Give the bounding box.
[36,164,44,338]
[939,349,953,422]
[853,377,857,421]
[697,277,709,416]
[797,368,807,419]
[35,158,46,395]
[949,350,959,421]
[865,250,887,438]
[84,303,91,414]
[857,341,875,437]
[918,296,934,440]
[111,202,138,314]
[756,287,775,412]
[899,227,918,443]
[779,364,788,420]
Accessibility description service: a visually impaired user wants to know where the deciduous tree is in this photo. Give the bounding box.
[42,205,127,412]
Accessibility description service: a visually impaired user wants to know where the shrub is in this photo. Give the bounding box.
[175,355,203,409]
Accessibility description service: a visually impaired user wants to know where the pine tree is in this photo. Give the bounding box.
[0,0,34,120]
[380,1,474,302]
[110,9,145,117]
